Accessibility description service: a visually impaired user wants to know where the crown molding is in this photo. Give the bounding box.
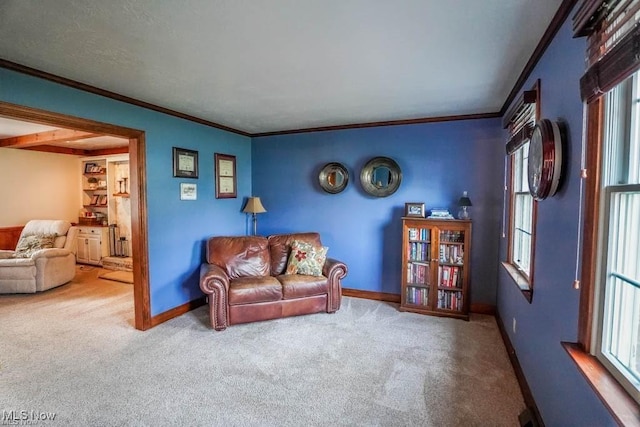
[252,112,501,137]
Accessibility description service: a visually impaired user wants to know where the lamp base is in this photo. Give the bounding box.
[458,207,470,220]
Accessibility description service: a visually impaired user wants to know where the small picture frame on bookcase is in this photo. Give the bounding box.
[405,202,425,218]
[84,163,97,174]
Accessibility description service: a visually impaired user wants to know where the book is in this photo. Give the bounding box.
[428,208,454,219]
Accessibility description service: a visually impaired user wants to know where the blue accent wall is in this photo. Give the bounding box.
[0,68,252,316]
[0,8,621,422]
[252,119,504,304]
[497,10,616,426]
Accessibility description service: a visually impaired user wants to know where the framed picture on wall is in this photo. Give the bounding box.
[173,147,199,178]
[180,183,197,201]
[215,153,237,199]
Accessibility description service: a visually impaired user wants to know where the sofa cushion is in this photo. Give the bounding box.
[207,236,270,279]
[277,274,328,300]
[13,234,56,258]
[285,240,328,276]
[268,232,322,276]
[228,276,283,305]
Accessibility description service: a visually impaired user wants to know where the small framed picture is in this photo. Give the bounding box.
[215,153,237,199]
[173,147,199,178]
[180,183,197,200]
[84,163,97,174]
[405,202,426,218]
[98,195,108,206]
[89,195,99,206]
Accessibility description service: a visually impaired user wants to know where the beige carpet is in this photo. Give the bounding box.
[98,269,134,284]
[0,266,525,426]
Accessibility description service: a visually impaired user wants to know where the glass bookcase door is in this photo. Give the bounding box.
[437,228,465,312]
[405,226,432,307]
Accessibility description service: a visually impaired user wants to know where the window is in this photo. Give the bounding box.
[510,143,534,278]
[593,72,640,403]
[502,83,539,299]
[571,1,640,420]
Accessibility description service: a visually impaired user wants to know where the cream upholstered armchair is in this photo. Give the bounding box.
[0,220,78,294]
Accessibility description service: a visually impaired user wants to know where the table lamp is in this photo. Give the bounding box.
[458,191,472,220]
[243,197,267,235]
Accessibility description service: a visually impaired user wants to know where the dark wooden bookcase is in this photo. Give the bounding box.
[400,217,471,320]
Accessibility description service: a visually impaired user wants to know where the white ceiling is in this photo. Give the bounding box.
[0,0,564,135]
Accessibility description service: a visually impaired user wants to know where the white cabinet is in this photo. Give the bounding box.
[76,226,109,265]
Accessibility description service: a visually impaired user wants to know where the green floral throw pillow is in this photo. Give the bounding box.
[13,234,56,258]
[285,240,328,276]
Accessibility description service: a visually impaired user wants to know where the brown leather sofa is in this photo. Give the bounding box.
[200,232,348,330]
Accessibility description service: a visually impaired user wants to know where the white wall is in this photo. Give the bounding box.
[0,148,82,226]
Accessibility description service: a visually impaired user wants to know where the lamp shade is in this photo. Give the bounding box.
[458,191,472,207]
[243,197,266,214]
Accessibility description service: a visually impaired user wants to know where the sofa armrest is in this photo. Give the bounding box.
[200,263,230,331]
[323,257,348,313]
[200,263,229,294]
[31,248,73,260]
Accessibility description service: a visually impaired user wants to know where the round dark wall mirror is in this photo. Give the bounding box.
[319,162,349,194]
[360,157,402,197]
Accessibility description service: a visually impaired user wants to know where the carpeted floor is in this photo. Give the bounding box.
[0,266,525,426]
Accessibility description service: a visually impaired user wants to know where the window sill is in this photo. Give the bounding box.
[501,261,532,303]
[563,342,640,426]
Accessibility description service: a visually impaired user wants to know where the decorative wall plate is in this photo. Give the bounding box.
[527,119,564,200]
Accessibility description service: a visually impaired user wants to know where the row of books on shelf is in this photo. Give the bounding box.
[439,265,462,288]
[408,242,430,262]
[408,227,430,241]
[439,244,463,264]
[439,230,464,243]
[406,286,429,306]
[407,262,430,285]
[437,290,463,311]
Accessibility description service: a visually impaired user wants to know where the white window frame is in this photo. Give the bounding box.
[504,88,538,298]
[510,143,535,281]
[592,73,640,404]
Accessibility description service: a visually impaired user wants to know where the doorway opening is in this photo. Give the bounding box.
[0,101,151,330]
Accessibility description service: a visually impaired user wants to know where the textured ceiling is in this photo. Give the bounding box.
[0,0,563,134]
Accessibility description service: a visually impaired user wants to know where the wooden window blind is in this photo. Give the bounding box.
[504,89,538,155]
[574,0,640,102]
